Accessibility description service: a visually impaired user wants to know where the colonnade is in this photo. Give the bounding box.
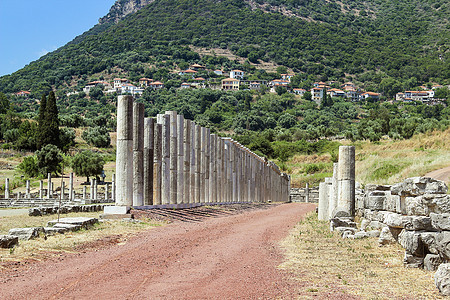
[115,95,290,208]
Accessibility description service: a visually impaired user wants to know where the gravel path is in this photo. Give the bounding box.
[0,202,315,299]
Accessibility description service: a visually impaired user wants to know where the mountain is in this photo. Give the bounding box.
[0,0,448,96]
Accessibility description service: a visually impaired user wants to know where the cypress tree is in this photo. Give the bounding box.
[37,94,47,149]
[40,91,60,148]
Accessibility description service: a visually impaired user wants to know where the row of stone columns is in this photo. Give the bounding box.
[115,95,291,207]
[2,173,116,202]
[318,146,356,220]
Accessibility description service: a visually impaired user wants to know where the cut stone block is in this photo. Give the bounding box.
[47,217,98,228]
[379,227,396,245]
[0,235,19,248]
[421,232,439,254]
[44,227,68,235]
[52,224,82,231]
[104,206,131,215]
[403,216,433,231]
[398,230,424,256]
[392,177,448,196]
[435,263,450,296]
[431,213,450,231]
[8,227,44,240]
[436,232,450,260]
[404,251,424,268]
[424,254,442,271]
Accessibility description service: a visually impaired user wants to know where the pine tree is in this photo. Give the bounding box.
[40,91,60,148]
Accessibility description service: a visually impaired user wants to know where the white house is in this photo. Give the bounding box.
[230,70,244,80]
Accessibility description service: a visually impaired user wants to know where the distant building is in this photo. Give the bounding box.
[281,73,295,82]
[311,87,324,103]
[327,88,346,98]
[270,79,290,87]
[189,64,205,70]
[149,81,165,90]
[114,78,129,89]
[293,88,306,96]
[15,90,31,97]
[139,78,153,87]
[120,83,144,96]
[181,82,191,89]
[230,70,244,80]
[222,78,240,90]
[83,81,112,94]
[214,70,223,76]
[402,90,434,102]
[360,92,380,101]
[178,69,198,77]
[249,82,261,90]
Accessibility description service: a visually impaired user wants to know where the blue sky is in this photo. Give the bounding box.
[0,0,116,76]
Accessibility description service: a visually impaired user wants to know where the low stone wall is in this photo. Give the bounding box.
[290,187,319,203]
[28,204,109,216]
[354,177,449,271]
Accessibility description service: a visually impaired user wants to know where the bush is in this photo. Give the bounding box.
[71,150,105,182]
[18,156,39,178]
[36,144,63,176]
[82,126,111,148]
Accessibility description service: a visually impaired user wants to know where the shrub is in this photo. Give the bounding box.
[82,126,111,148]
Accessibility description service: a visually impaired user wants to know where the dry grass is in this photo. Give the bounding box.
[286,154,334,188]
[355,129,450,186]
[279,213,444,299]
[0,211,164,263]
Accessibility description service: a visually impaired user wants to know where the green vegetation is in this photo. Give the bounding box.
[71,150,105,182]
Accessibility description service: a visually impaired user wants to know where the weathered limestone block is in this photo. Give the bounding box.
[330,218,357,231]
[384,212,404,228]
[431,213,450,231]
[398,230,424,256]
[52,224,82,231]
[365,184,392,192]
[360,218,370,231]
[385,194,398,212]
[354,231,371,239]
[375,211,391,223]
[435,263,450,296]
[427,194,450,214]
[342,232,354,239]
[379,227,396,245]
[424,254,443,271]
[436,232,450,260]
[404,216,433,231]
[405,196,428,216]
[421,232,439,254]
[366,191,386,210]
[0,235,19,248]
[44,227,68,235]
[367,230,381,237]
[8,227,44,240]
[404,251,424,268]
[334,227,357,236]
[28,207,42,216]
[368,221,387,230]
[391,177,448,196]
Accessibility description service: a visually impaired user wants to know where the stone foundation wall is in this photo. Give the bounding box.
[290,187,319,203]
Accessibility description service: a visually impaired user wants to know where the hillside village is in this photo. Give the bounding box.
[13,63,449,106]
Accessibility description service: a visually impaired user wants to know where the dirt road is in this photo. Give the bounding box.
[0,203,315,299]
[425,166,450,183]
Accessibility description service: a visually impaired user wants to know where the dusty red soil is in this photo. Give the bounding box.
[0,203,316,299]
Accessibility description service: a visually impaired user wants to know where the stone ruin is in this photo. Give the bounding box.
[318,145,450,295]
[107,95,290,215]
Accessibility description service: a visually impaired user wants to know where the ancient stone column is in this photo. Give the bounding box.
[47,173,52,199]
[318,179,330,220]
[160,114,170,205]
[83,186,87,200]
[199,127,207,203]
[25,180,30,198]
[189,122,196,204]
[165,111,178,205]
[90,179,94,200]
[105,184,109,201]
[204,128,211,203]
[61,181,65,200]
[216,138,223,203]
[305,183,310,203]
[209,134,217,203]
[111,174,116,202]
[328,162,338,219]
[144,118,154,205]
[4,178,9,199]
[336,146,356,218]
[133,102,145,206]
[116,95,134,206]
[194,124,201,203]
[153,123,162,205]
[39,180,43,199]
[177,115,184,204]
[183,119,191,204]
[69,173,74,201]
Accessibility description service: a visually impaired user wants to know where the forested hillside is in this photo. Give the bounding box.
[0,0,448,95]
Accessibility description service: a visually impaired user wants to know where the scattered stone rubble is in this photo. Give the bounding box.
[28,204,108,216]
[325,176,450,295]
[0,217,99,249]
